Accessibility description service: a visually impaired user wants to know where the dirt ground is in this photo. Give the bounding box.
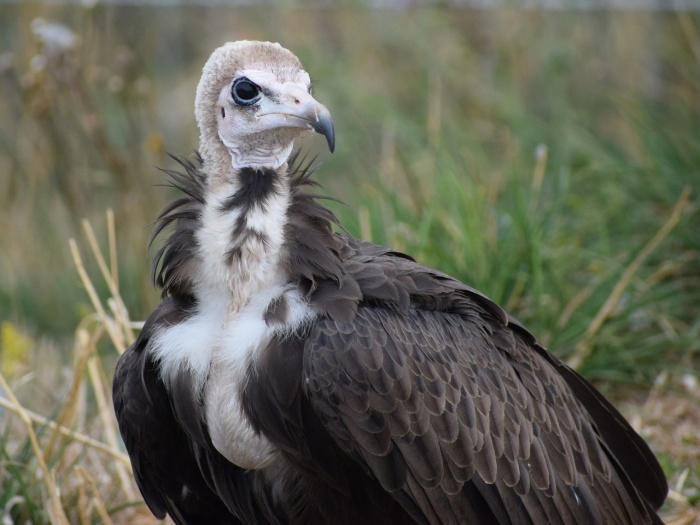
[621,374,700,525]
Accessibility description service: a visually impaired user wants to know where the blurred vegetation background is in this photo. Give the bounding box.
[0,3,699,523]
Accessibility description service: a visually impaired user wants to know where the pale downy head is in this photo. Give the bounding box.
[194,40,334,182]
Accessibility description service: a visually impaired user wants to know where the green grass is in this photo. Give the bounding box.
[0,4,698,523]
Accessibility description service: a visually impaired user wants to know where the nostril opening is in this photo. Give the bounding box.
[294,98,300,105]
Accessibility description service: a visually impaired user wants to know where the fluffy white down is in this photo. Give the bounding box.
[206,286,314,468]
[149,174,315,469]
[150,286,314,468]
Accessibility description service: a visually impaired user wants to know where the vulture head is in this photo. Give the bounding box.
[194,40,335,182]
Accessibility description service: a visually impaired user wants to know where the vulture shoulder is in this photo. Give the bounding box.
[248,236,667,525]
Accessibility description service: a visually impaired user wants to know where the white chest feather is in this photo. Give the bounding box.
[151,287,313,468]
[148,175,315,469]
[195,180,290,309]
[205,286,313,469]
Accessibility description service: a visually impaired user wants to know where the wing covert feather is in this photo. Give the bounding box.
[303,304,661,524]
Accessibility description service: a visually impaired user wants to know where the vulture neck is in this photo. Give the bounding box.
[196,163,291,314]
[150,152,345,408]
[155,159,322,469]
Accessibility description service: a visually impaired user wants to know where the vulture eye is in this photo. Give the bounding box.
[232,78,260,106]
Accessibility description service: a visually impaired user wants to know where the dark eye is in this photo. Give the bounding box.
[232,78,260,106]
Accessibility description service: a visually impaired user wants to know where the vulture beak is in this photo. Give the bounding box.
[258,85,335,153]
[307,105,335,153]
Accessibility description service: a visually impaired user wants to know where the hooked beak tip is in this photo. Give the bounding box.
[310,107,335,154]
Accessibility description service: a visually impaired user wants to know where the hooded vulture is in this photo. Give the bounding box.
[113,41,668,525]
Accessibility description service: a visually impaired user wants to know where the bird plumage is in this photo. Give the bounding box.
[113,41,667,524]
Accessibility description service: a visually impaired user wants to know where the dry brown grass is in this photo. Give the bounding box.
[1,212,160,524]
[626,383,700,525]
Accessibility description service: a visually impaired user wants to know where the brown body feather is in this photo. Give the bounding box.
[114,155,667,524]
